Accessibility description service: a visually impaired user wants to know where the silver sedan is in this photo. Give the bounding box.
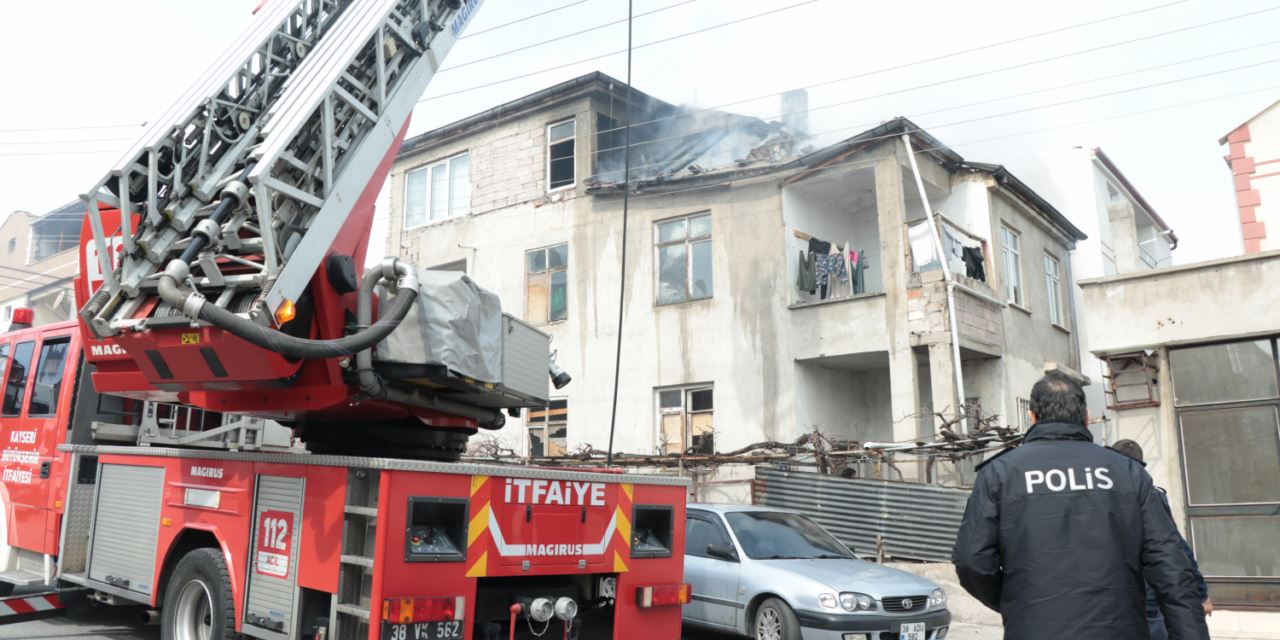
[682,504,951,640]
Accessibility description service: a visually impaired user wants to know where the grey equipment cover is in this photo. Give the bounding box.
[375,268,503,384]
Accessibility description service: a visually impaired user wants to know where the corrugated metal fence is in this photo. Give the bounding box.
[754,466,971,562]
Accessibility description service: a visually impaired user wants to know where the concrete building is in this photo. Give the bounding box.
[0,201,83,331]
[387,73,1086,471]
[1024,147,1177,434]
[1221,99,1280,254]
[1079,252,1280,630]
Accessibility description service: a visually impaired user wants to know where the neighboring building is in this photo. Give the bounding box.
[1079,252,1280,628]
[1221,98,1280,253]
[1026,147,1177,435]
[387,72,1086,471]
[0,202,83,331]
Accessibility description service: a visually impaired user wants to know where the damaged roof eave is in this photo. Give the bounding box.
[966,161,1088,243]
[783,117,963,188]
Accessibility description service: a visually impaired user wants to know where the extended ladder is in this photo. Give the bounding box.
[81,0,479,337]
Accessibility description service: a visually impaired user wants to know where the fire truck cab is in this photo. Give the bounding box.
[0,318,690,640]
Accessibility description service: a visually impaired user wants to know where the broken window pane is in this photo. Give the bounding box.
[550,270,567,322]
[657,244,687,304]
[1170,340,1278,406]
[689,388,713,412]
[658,218,687,243]
[548,425,568,456]
[405,168,428,228]
[548,120,576,190]
[527,249,546,274]
[688,214,711,239]
[691,240,713,300]
[528,427,545,457]
[1191,516,1280,577]
[1180,405,1280,505]
[659,390,682,409]
[548,244,568,269]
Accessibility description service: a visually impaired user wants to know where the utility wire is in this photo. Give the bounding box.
[459,0,591,39]
[586,51,1280,179]
[441,0,696,72]
[606,0,635,467]
[0,122,146,134]
[421,0,823,102]
[0,137,133,146]
[587,3,1280,147]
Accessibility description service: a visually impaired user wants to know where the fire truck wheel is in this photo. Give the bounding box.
[753,598,800,640]
[161,548,237,640]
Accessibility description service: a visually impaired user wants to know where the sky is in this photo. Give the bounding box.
[2,0,1278,265]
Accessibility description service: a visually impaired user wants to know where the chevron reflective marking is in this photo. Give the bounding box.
[0,592,62,616]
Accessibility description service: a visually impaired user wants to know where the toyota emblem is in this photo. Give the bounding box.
[901,598,914,609]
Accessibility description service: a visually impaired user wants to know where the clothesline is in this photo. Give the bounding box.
[793,228,867,300]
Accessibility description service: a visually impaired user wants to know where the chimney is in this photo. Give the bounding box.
[782,89,808,138]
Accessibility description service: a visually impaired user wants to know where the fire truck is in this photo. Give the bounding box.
[0,1,689,639]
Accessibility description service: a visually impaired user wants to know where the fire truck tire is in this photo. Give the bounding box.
[753,598,801,640]
[161,548,237,640]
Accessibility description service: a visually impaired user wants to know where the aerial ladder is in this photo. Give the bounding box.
[74,0,549,458]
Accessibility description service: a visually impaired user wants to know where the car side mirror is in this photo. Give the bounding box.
[706,542,738,562]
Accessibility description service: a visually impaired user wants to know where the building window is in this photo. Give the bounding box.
[525,244,567,324]
[656,385,713,454]
[6,238,14,254]
[1000,225,1023,306]
[1044,253,1063,326]
[527,399,567,457]
[1104,353,1160,410]
[1016,397,1032,431]
[404,153,470,228]
[655,213,712,305]
[1170,338,1280,607]
[547,119,576,191]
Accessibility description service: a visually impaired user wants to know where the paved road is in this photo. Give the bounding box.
[2,611,1001,640]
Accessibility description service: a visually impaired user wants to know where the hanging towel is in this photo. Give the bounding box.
[909,221,935,269]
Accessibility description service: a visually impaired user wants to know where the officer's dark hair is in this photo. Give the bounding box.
[1029,372,1087,426]
[1111,439,1145,464]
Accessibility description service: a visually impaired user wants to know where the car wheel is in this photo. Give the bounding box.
[754,598,801,640]
[161,548,237,640]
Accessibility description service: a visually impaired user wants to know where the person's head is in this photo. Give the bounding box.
[1111,439,1145,465]
[1028,372,1088,426]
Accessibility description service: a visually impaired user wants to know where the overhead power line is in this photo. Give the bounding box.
[0,137,134,146]
[0,122,146,134]
[458,0,591,39]
[420,0,824,102]
[589,2,1280,142]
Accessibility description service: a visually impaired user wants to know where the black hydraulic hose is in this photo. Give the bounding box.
[179,163,256,264]
[157,275,417,360]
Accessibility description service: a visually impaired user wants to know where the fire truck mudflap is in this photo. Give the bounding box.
[59,445,690,640]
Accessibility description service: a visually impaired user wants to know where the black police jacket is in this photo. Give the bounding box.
[952,422,1209,640]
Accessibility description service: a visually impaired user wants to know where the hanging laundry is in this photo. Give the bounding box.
[850,249,865,294]
[962,246,986,281]
[909,221,935,269]
[808,237,832,255]
[796,250,816,294]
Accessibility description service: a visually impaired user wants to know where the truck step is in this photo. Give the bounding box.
[0,591,62,618]
[0,568,46,587]
[339,555,373,569]
[335,603,370,620]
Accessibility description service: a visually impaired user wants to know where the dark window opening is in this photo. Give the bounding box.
[2,341,35,416]
[548,120,576,190]
[631,505,673,558]
[29,338,70,416]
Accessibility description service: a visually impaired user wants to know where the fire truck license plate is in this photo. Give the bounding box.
[381,621,463,640]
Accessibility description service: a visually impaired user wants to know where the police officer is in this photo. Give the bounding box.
[952,373,1209,639]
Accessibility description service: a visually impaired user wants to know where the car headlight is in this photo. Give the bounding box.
[838,592,876,612]
[818,593,838,609]
[929,588,946,609]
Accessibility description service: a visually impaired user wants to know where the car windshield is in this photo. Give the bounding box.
[725,511,853,560]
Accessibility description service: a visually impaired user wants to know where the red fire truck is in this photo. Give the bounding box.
[0,1,690,639]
